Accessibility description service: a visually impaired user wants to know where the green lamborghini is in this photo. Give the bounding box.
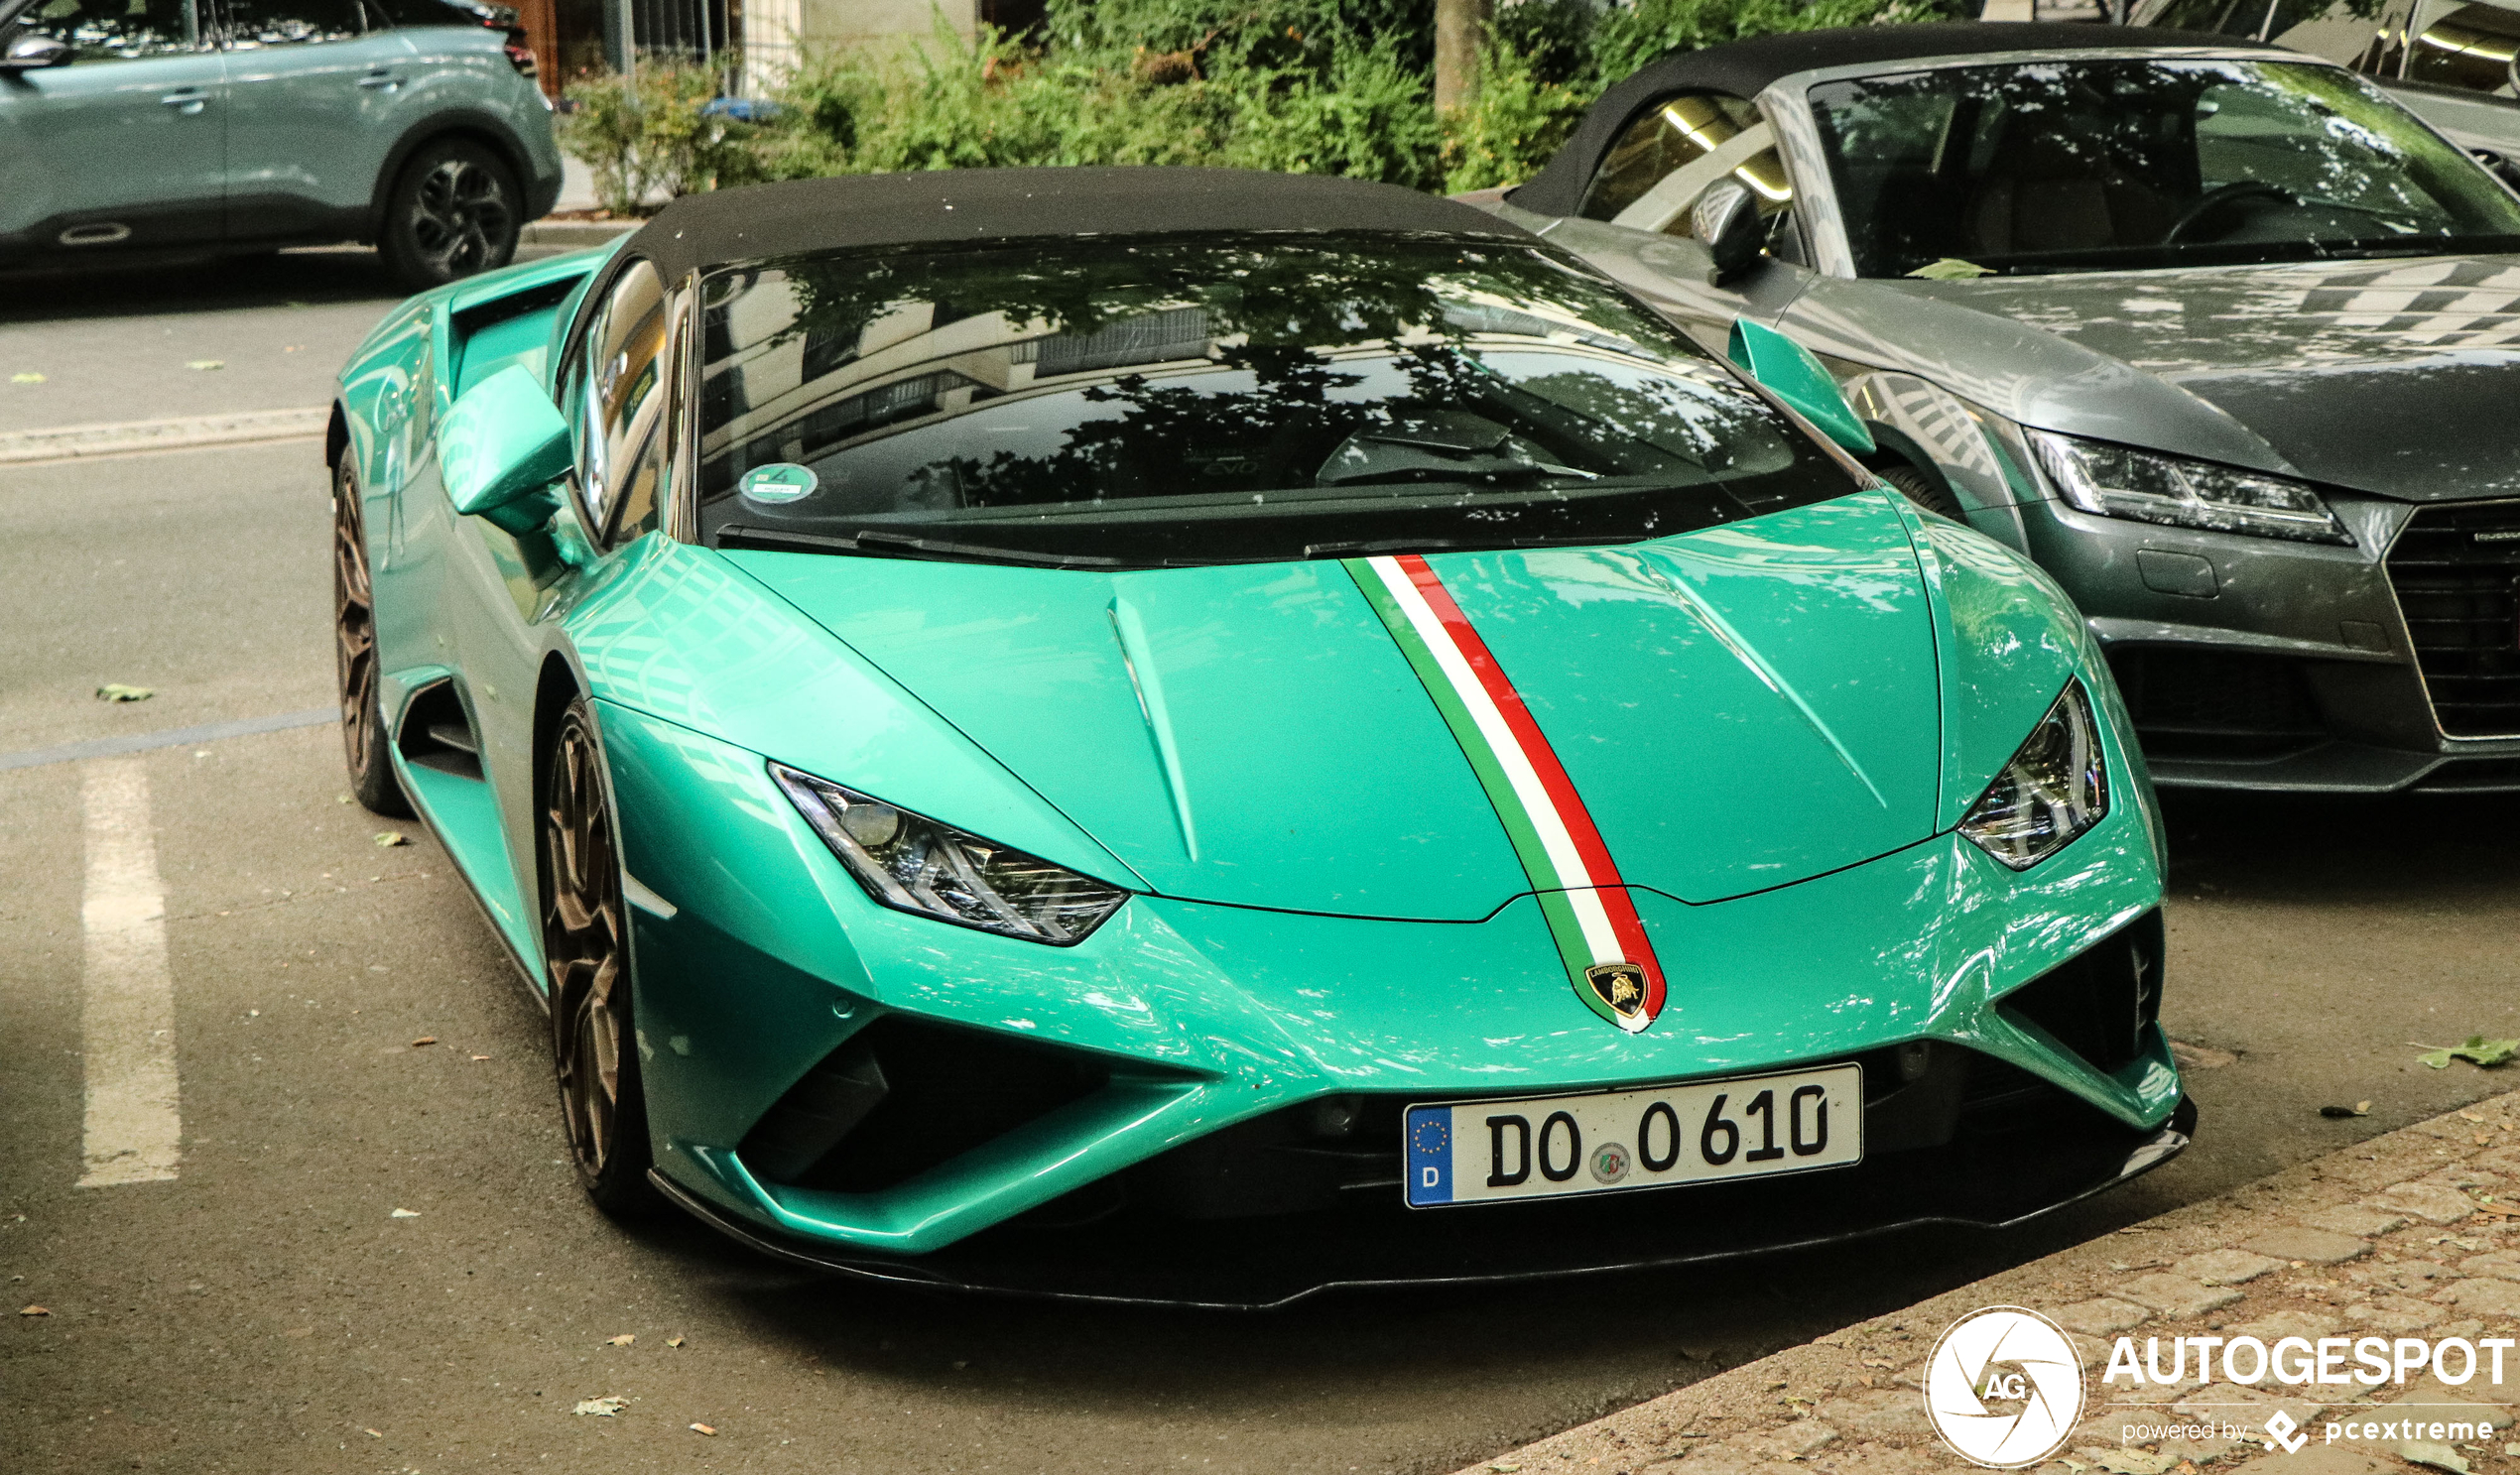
[326,167,2190,1305]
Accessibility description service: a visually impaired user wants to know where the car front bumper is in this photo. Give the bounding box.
[599,699,2181,1298]
[2007,494,2520,795]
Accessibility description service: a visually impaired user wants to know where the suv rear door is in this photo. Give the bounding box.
[0,0,226,257]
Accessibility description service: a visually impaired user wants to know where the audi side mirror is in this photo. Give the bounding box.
[1727,318,1875,457]
[440,365,573,535]
[1691,180,1767,286]
[1,33,72,68]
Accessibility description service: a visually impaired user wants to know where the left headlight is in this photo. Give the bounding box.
[2030,430,2353,546]
[773,764,1130,944]
[1957,681,2110,871]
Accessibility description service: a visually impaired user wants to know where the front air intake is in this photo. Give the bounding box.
[1994,909,2164,1076]
[739,1016,1112,1193]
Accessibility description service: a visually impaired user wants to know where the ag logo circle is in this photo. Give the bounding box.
[1923,1306,2084,1468]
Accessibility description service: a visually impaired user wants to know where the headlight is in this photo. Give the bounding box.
[1958,681,2110,871]
[772,764,1129,944]
[2030,430,2352,546]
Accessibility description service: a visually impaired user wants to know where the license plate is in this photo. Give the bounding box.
[1403,1063,1863,1207]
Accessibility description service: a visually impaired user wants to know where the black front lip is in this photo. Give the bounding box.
[646,1096,2196,1311]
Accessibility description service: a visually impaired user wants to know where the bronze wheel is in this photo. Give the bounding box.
[541,696,657,1216]
[334,459,410,816]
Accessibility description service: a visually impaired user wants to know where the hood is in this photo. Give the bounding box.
[1790,255,2520,502]
[724,490,1943,920]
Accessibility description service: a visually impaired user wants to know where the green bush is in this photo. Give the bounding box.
[559,61,760,214]
[586,0,1969,201]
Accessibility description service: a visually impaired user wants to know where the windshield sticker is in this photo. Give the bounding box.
[1347,553,1669,1034]
[738,463,819,504]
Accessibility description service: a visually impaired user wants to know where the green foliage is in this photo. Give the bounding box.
[639,0,1978,200]
[1440,35,1587,194]
[559,61,762,214]
[1588,0,1945,85]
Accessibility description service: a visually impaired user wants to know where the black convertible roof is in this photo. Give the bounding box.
[1508,22,2274,217]
[626,166,1539,279]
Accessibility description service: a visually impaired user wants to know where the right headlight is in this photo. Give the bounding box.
[1958,681,2110,871]
[2029,430,2353,546]
[772,764,1130,944]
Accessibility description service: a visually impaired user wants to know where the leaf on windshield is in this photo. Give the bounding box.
[1906,259,1994,281]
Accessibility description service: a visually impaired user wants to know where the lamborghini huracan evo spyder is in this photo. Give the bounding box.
[326,167,2191,1306]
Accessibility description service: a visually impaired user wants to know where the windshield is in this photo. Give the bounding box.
[693,234,1851,568]
[1808,58,2520,278]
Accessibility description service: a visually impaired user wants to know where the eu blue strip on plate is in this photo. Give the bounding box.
[1405,1105,1450,1206]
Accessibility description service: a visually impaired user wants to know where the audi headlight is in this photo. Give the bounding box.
[2030,430,2352,546]
[773,765,1129,944]
[1958,681,2110,871]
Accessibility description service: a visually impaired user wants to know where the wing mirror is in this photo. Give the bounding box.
[440,365,573,536]
[1691,179,1767,286]
[2,34,73,68]
[1727,318,1875,456]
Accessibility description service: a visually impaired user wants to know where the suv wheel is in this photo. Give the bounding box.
[379,138,521,292]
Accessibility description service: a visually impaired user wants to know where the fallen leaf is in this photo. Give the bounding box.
[606,1334,635,1346]
[470,1054,491,1061]
[573,1396,627,1416]
[375,831,410,848]
[364,1428,382,1437]
[690,1423,716,1436]
[1905,257,1994,281]
[2321,1103,2371,1118]
[411,1037,436,1047]
[186,359,224,371]
[2400,1441,2470,1474]
[666,1335,685,1347]
[337,794,352,803]
[10,372,46,384]
[389,1208,419,1219]
[19,1304,48,1316]
[1487,1466,1523,1474]
[94,684,153,702]
[2417,1038,2520,1070]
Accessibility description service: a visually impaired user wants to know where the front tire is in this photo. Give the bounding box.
[378,137,522,292]
[541,696,660,1219]
[333,459,411,817]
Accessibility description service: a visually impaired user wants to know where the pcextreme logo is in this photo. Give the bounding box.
[1925,1307,2087,1468]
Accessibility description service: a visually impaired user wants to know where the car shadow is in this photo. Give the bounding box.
[0,243,580,325]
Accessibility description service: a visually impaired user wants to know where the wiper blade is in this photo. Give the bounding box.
[1303,533,1639,559]
[715,524,1137,569]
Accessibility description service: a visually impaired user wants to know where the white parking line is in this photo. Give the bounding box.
[76,759,180,1187]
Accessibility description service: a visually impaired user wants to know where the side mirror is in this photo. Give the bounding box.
[1727,318,1875,457]
[1691,180,1767,286]
[2,34,72,68]
[439,364,573,535]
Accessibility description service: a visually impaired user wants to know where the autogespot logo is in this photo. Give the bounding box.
[1925,1307,2087,1468]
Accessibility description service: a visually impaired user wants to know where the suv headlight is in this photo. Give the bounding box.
[1958,681,2110,871]
[773,764,1129,944]
[2030,430,2353,546]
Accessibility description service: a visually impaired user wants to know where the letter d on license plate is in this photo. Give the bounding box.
[1404,1064,1862,1207]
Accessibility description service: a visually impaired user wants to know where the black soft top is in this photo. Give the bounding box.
[626,166,1540,279]
[1508,22,2274,217]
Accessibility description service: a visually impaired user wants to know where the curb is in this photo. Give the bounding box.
[521,219,641,249]
[1454,1090,2520,1475]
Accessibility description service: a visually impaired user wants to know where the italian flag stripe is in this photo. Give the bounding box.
[1347,554,1668,1032]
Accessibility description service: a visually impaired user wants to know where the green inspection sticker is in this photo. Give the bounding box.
[738,463,819,504]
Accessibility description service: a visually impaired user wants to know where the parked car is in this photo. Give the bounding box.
[324,166,2190,1304]
[0,0,560,287]
[1488,22,2520,795]
[2124,0,2520,170]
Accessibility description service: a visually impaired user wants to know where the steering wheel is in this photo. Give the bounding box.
[2164,181,2296,244]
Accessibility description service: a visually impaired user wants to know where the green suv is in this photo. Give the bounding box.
[0,0,561,288]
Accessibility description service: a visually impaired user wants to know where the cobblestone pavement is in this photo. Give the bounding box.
[1456,1090,2520,1475]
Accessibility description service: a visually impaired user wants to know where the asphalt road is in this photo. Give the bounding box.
[3,250,2517,1475]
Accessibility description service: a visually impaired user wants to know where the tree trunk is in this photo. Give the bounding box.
[1435,0,1492,115]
